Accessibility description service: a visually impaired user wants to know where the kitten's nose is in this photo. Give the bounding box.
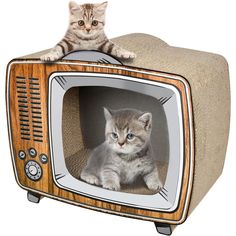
[118,142,125,147]
[86,28,91,33]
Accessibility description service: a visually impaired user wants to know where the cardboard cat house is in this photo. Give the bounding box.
[6,33,230,235]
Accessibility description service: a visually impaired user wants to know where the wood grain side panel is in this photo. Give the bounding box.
[7,61,194,224]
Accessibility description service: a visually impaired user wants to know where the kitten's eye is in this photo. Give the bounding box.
[78,20,85,26]
[111,132,118,139]
[92,20,98,26]
[127,133,135,140]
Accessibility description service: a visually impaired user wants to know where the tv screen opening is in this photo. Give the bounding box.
[49,72,184,212]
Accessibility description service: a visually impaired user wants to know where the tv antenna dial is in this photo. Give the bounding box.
[25,161,42,181]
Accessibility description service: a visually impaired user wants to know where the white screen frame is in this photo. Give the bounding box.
[48,71,185,212]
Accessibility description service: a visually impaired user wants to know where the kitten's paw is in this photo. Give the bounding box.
[123,51,136,59]
[40,52,61,62]
[102,180,120,191]
[80,172,100,186]
[115,49,136,60]
[146,178,163,191]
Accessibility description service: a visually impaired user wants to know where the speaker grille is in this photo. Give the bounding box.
[16,76,30,140]
[16,76,43,142]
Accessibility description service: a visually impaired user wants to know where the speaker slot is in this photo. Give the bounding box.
[15,75,44,142]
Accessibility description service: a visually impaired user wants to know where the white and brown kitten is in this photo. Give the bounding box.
[80,108,162,191]
[41,1,136,61]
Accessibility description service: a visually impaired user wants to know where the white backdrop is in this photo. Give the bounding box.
[0,1,235,235]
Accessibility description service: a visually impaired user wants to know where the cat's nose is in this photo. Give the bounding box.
[118,142,125,147]
[86,28,91,32]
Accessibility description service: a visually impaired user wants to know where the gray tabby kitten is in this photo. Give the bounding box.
[41,1,136,61]
[80,108,162,191]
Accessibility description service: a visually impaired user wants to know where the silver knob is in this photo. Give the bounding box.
[25,161,42,181]
[29,165,38,176]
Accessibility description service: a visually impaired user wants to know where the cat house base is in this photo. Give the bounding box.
[6,33,230,235]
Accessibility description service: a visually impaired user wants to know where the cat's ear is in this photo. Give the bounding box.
[104,107,113,121]
[138,112,152,130]
[69,1,81,13]
[96,2,108,12]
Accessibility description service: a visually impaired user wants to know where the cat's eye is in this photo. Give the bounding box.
[111,132,118,139]
[127,133,135,140]
[92,20,98,26]
[78,20,85,26]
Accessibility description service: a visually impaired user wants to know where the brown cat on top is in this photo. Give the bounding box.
[41,1,136,61]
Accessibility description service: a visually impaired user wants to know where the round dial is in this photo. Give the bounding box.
[25,161,42,181]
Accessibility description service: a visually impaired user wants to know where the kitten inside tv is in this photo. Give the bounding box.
[80,107,163,192]
[62,87,169,195]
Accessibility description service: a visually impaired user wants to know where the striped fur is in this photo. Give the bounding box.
[41,1,136,61]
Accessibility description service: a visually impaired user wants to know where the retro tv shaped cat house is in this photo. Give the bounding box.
[6,34,230,235]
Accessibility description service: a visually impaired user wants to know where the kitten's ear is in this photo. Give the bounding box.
[69,1,81,13]
[96,1,108,12]
[138,112,152,130]
[103,107,113,121]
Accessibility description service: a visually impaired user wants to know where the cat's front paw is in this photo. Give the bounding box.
[146,178,163,191]
[80,172,100,186]
[115,49,136,60]
[40,52,61,62]
[123,51,136,59]
[102,180,120,191]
